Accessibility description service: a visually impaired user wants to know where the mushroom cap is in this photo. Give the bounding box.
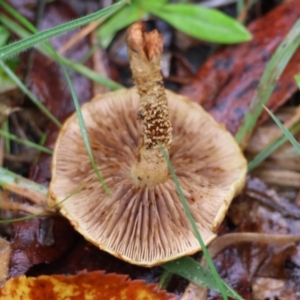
[49,88,247,267]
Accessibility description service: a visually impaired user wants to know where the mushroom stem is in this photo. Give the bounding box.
[127,22,172,187]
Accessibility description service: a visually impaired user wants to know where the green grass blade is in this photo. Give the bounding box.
[158,270,173,290]
[0,1,36,33]
[97,4,142,48]
[0,166,48,197]
[0,25,9,46]
[0,214,43,224]
[59,62,111,196]
[235,18,300,144]
[0,129,53,155]
[0,184,83,224]
[264,106,300,154]
[159,145,231,300]
[0,1,125,61]
[295,75,300,88]
[3,120,10,153]
[0,2,122,89]
[163,257,243,300]
[248,75,300,171]
[248,119,300,171]
[0,13,122,90]
[146,3,251,44]
[58,55,122,90]
[0,60,61,128]
[248,135,287,172]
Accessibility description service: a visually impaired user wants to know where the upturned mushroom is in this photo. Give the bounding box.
[49,23,247,267]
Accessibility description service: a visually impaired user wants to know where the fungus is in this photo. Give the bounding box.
[49,23,247,267]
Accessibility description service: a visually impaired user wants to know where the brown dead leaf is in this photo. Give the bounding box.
[252,277,300,300]
[28,2,93,124]
[9,216,76,277]
[0,271,177,300]
[181,0,300,134]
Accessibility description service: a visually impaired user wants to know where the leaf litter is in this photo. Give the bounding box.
[181,0,300,135]
[1,0,300,299]
[0,271,176,300]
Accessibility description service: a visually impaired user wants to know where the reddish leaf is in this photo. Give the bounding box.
[28,2,93,124]
[0,271,176,300]
[181,0,300,134]
[9,216,76,277]
[27,2,93,187]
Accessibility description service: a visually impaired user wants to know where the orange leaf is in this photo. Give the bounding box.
[0,271,177,300]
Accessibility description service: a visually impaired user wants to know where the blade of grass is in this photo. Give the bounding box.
[264,106,300,154]
[248,76,300,171]
[0,13,122,90]
[248,118,300,171]
[163,257,242,300]
[97,4,142,48]
[0,166,47,204]
[3,120,10,153]
[235,18,300,145]
[0,2,123,89]
[159,145,231,300]
[0,25,9,46]
[0,60,61,128]
[295,75,300,88]
[33,133,48,164]
[0,1,125,61]
[0,129,53,155]
[58,54,122,90]
[59,62,110,196]
[0,184,83,224]
[146,3,251,44]
[158,270,173,290]
[0,1,36,33]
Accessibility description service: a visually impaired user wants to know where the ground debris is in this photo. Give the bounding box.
[181,0,300,134]
[0,270,177,300]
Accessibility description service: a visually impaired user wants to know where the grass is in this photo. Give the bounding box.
[160,145,241,300]
[235,18,300,146]
[0,129,53,155]
[0,180,84,223]
[248,117,300,171]
[0,1,299,299]
[0,13,123,90]
[59,60,111,196]
[0,60,61,128]
[0,1,126,61]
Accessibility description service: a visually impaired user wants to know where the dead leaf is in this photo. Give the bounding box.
[252,277,300,300]
[0,271,177,300]
[9,216,76,277]
[28,2,93,124]
[181,0,300,134]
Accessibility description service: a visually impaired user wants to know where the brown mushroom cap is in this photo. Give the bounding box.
[49,88,247,267]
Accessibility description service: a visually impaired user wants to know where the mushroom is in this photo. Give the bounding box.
[49,23,247,267]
